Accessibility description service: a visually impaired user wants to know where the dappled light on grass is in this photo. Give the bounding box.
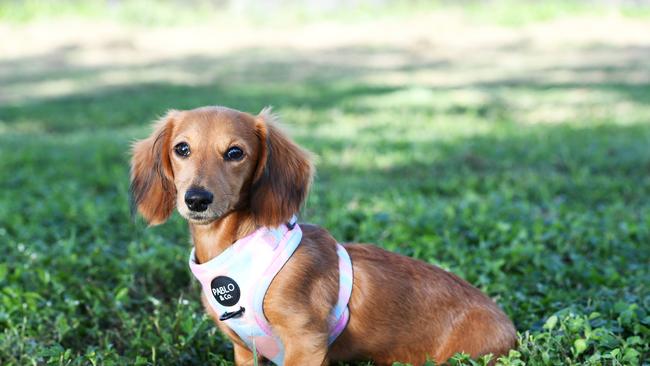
[1,3,649,365]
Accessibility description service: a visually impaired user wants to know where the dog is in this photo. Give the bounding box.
[130,106,516,365]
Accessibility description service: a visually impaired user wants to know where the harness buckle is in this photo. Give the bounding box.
[219,306,245,321]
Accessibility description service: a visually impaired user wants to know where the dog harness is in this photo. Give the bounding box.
[188,216,353,365]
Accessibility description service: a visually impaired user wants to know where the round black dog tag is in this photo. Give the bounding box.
[210,276,240,306]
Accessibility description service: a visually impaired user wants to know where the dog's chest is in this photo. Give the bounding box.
[188,218,354,365]
[189,219,302,364]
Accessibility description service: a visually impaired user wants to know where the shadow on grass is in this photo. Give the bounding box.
[1,42,649,132]
[0,81,401,132]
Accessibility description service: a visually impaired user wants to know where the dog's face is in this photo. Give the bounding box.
[130,106,312,227]
[168,108,261,224]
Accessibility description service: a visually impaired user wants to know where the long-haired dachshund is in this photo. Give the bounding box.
[130,106,516,365]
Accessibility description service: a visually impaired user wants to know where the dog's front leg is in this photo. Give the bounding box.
[275,326,329,366]
[233,342,264,366]
[284,341,328,366]
[201,293,264,365]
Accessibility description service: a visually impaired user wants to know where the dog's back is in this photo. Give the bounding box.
[300,229,517,365]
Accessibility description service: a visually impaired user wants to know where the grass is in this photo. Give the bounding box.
[1,0,650,26]
[1,3,650,366]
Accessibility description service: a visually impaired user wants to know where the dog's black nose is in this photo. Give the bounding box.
[185,188,213,212]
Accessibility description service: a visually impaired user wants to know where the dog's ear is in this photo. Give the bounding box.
[130,111,177,226]
[250,107,313,227]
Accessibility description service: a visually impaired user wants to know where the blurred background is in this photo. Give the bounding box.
[1,1,649,365]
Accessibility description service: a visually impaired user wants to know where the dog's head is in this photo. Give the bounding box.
[130,106,312,227]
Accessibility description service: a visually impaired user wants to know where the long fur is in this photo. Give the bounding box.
[250,107,314,227]
[129,106,517,365]
[129,111,177,225]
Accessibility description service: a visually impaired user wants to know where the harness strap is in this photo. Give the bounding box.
[328,243,353,343]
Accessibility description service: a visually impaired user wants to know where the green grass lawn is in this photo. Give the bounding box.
[1,3,650,365]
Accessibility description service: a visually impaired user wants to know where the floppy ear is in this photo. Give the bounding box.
[129,111,177,226]
[250,108,313,227]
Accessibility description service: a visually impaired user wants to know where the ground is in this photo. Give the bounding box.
[0,2,649,365]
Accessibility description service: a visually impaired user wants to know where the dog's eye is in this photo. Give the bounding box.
[224,146,244,161]
[174,142,191,157]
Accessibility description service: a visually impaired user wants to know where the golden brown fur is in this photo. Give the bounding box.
[130,106,517,365]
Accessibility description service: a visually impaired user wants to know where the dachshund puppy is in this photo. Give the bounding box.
[130,106,516,365]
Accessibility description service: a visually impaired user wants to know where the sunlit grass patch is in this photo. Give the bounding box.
[2,0,650,27]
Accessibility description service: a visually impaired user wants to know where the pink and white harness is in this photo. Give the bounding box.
[188,216,353,365]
